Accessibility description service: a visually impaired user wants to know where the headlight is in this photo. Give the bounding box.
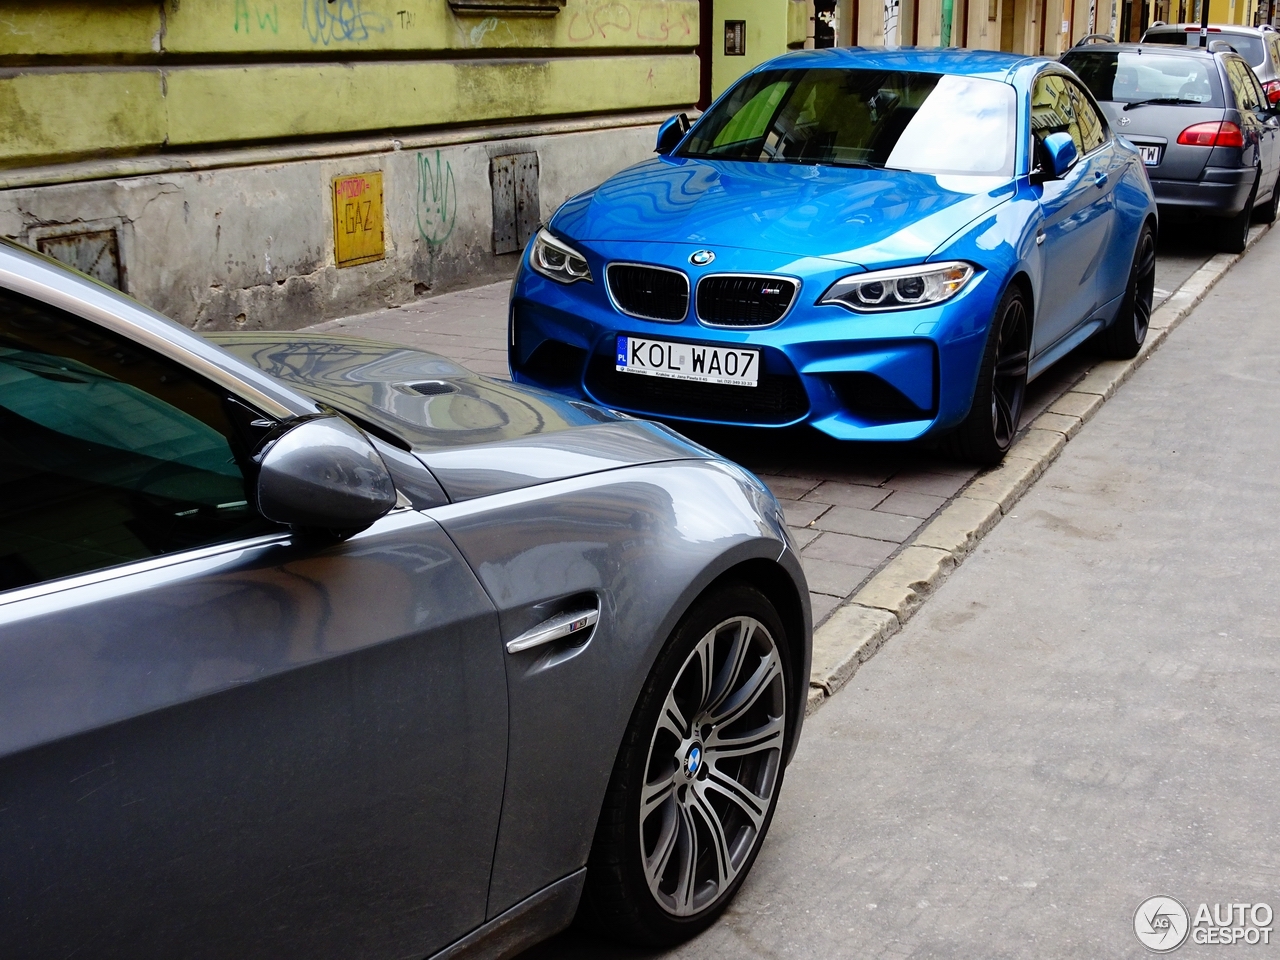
[530,228,592,284]
[819,262,975,312]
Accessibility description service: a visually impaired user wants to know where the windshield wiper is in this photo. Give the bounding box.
[1123,97,1203,110]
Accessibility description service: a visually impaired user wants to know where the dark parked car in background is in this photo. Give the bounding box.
[1063,42,1280,250]
[0,238,811,958]
[1141,22,1280,102]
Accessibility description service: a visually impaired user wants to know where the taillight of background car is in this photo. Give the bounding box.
[1177,121,1245,147]
[1264,79,1280,105]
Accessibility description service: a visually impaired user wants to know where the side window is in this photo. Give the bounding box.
[1244,66,1268,112]
[1067,80,1108,153]
[1226,59,1261,113]
[1031,73,1085,158]
[0,289,279,592]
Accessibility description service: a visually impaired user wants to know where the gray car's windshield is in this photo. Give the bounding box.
[1064,51,1225,107]
[679,68,1017,177]
[1144,29,1266,67]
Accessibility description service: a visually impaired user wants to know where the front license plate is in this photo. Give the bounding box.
[615,336,759,388]
[1138,145,1161,166]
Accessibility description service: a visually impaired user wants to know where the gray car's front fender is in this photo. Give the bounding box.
[428,458,809,920]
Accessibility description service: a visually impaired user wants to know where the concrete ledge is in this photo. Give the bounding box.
[914,496,1003,558]
[809,604,900,699]
[1032,410,1083,439]
[804,222,1269,716]
[1071,359,1133,399]
[962,454,1045,512]
[852,546,955,619]
[1048,390,1104,423]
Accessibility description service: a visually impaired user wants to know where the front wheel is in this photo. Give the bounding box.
[580,583,793,946]
[948,283,1030,465]
[1097,222,1155,359]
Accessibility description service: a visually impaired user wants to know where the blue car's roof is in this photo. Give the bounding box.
[748,46,1046,83]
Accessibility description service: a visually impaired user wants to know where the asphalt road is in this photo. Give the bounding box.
[514,229,1280,958]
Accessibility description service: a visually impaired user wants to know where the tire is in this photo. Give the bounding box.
[947,283,1030,466]
[1254,171,1280,225]
[1218,171,1258,253]
[1097,222,1155,360]
[580,583,794,947]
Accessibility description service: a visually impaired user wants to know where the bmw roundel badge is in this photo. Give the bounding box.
[684,744,702,777]
[689,250,716,266]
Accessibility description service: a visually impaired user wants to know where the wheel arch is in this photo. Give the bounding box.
[704,556,811,766]
[1008,269,1035,343]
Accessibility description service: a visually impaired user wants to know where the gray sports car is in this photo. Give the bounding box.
[0,238,810,958]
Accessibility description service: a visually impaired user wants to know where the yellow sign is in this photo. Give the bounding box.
[332,172,385,267]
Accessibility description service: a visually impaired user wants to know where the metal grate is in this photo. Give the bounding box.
[696,275,798,327]
[606,264,689,322]
[36,228,121,290]
[585,354,809,425]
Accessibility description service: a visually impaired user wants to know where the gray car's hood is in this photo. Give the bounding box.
[209,332,714,500]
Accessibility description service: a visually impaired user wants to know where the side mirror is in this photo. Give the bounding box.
[655,113,691,155]
[256,416,397,534]
[1039,132,1079,180]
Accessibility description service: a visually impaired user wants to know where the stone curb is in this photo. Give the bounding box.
[806,224,1268,716]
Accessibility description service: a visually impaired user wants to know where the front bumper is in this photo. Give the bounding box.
[1150,166,1256,220]
[509,241,1001,442]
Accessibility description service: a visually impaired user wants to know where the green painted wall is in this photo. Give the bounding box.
[0,0,700,170]
[710,0,799,99]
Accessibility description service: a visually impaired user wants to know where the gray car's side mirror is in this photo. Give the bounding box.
[256,416,397,534]
[655,113,691,155]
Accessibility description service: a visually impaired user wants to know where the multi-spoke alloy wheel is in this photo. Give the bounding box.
[950,283,1029,465]
[640,614,785,916]
[1098,222,1155,360]
[581,584,793,946]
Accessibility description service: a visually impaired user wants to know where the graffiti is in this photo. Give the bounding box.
[302,0,389,44]
[396,9,416,27]
[567,0,695,43]
[416,152,458,247]
[234,0,280,33]
[470,16,500,45]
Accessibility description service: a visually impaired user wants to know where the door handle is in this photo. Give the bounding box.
[1036,231,1045,245]
[1094,171,1109,187]
[506,607,599,653]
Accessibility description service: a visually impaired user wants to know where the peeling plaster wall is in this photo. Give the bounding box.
[0,124,657,330]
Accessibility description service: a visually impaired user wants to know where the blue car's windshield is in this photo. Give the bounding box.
[679,68,1017,177]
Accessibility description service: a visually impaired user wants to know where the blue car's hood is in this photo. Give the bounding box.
[553,156,1016,265]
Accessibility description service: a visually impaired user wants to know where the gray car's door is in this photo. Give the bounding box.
[0,289,507,960]
[1225,56,1272,190]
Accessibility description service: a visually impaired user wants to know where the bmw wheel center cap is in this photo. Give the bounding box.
[683,743,703,778]
[689,250,715,266]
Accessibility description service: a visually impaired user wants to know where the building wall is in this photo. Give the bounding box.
[0,0,699,328]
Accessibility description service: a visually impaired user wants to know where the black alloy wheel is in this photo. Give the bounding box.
[1219,171,1259,253]
[1098,222,1156,360]
[949,283,1030,465]
[580,583,793,947]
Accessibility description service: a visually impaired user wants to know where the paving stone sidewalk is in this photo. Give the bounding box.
[307,240,1214,628]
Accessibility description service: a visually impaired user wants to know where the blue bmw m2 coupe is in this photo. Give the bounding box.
[509,48,1158,463]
